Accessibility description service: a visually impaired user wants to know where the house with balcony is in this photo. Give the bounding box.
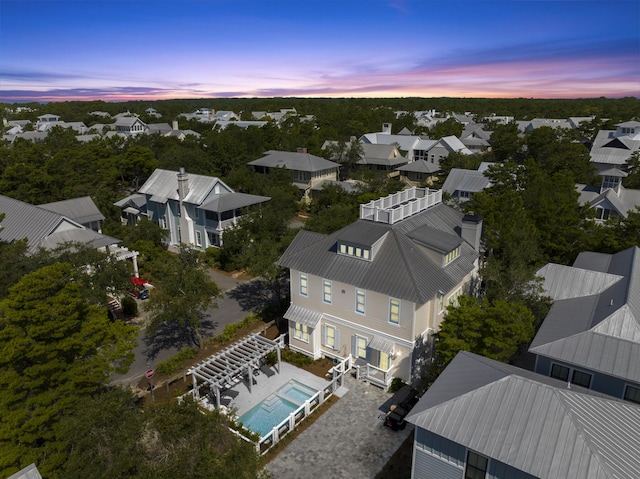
[277,187,481,387]
[248,149,339,201]
[406,351,640,479]
[114,116,148,135]
[115,168,270,249]
[360,123,423,162]
[530,246,640,405]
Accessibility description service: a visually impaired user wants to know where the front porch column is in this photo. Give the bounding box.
[132,252,139,278]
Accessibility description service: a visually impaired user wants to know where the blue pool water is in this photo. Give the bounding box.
[238,380,318,437]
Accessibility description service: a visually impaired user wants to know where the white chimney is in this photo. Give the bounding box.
[382,123,392,134]
[172,120,178,131]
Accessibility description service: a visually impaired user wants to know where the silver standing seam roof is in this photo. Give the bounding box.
[530,247,640,383]
[406,351,640,479]
[277,202,478,304]
[38,196,105,225]
[248,150,339,172]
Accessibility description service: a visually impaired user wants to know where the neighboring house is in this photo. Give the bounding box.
[277,187,482,387]
[481,114,514,125]
[248,149,339,201]
[214,120,268,130]
[396,159,440,186]
[412,136,472,171]
[406,350,640,479]
[358,143,408,173]
[147,122,173,135]
[38,196,105,232]
[590,121,640,174]
[360,123,422,161]
[441,162,495,202]
[89,110,112,118]
[145,107,161,118]
[2,131,48,144]
[0,194,137,270]
[115,168,270,249]
[114,116,147,135]
[577,167,640,222]
[113,193,147,225]
[35,114,60,129]
[530,246,640,404]
[516,118,572,134]
[460,124,492,153]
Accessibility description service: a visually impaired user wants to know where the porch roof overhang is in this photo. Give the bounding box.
[188,333,281,390]
[123,206,140,215]
[369,336,395,354]
[283,303,322,328]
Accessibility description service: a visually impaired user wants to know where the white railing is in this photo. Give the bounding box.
[363,364,393,388]
[360,187,442,224]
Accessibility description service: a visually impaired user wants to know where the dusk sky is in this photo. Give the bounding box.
[1,0,639,102]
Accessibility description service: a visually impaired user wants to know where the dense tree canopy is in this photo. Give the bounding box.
[0,263,137,476]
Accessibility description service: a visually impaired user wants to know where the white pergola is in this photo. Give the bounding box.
[188,332,283,409]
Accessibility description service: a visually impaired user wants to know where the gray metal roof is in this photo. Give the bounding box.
[248,150,339,172]
[397,159,440,174]
[38,196,105,225]
[199,192,270,213]
[0,194,117,253]
[530,247,640,383]
[277,202,478,303]
[138,169,231,206]
[406,351,640,479]
[442,168,491,195]
[406,224,463,253]
[6,464,43,479]
[114,193,147,209]
[283,303,322,328]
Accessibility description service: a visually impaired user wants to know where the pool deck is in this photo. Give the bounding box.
[265,373,413,479]
[201,361,331,417]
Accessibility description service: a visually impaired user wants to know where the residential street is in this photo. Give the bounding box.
[111,269,272,388]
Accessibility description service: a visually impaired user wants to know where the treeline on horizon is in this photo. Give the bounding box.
[3,96,639,126]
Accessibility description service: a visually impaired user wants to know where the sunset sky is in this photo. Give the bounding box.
[1,0,638,102]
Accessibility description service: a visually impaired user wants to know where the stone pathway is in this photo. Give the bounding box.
[265,374,413,479]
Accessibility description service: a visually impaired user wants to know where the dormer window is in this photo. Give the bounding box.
[338,242,371,260]
[445,246,460,264]
[602,176,620,190]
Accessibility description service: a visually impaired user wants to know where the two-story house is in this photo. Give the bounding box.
[530,246,640,405]
[248,149,340,201]
[114,116,148,135]
[115,168,270,250]
[441,162,495,202]
[277,187,481,387]
[38,196,105,233]
[406,351,640,479]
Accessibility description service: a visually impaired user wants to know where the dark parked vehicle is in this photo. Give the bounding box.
[383,386,419,431]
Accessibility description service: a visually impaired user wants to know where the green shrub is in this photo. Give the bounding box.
[280,348,313,367]
[214,314,261,345]
[388,377,406,393]
[155,346,198,375]
[121,295,138,316]
[203,247,221,267]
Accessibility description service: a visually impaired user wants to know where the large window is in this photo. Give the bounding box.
[294,322,309,342]
[323,325,338,350]
[323,280,332,304]
[389,298,400,325]
[465,451,488,479]
[356,289,366,314]
[572,370,592,388]
[379,351,390,371]
[624,385,640,405]
[550,363,570,382]
[299,273,308,297]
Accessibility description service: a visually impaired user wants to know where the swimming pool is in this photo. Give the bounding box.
[238,380,318,437]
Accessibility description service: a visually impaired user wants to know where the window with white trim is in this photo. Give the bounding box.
[299,273,308,297]
[379,351,390,371]
[448,288,462,307]
[445,246,460,264]
[355,336,367,359]
[356,289,366,314]
[465,451,488,479]
[323,325,337,350]
[294,322,309,342]
[160,216,167,229]
[437,291,445,312]
[322,279,332,304]
[195,231,202,247]
[389,298,400,325]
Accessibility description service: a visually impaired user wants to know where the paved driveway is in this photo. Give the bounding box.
[265,374,413,479]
